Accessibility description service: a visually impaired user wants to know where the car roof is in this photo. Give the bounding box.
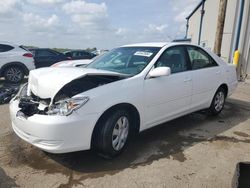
[0,41,19,47]
[122,42,170,48]
[121,42,198,48]
[30,48,62,53]
[31,48,50,50]
[67,50,89,52]
[122,42,205,49]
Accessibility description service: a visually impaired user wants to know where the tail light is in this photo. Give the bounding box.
[23,53,33,58]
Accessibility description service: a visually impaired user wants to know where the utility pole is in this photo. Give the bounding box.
[198,0,205,45]
[214,0,228,57]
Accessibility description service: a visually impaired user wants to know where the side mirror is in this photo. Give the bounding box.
[148,67,171,78]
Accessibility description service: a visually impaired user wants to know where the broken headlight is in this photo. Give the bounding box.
[47,97,89,116]
[13,83,28,101]
[19,83,28,97]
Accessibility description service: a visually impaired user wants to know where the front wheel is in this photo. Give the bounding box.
[4,66,24,83]
[94,109,131,158]
[208,88,226,115]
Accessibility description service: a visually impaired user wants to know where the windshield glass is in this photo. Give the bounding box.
[86,47,160,76]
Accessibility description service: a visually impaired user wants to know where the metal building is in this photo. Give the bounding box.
[186,0,250,80]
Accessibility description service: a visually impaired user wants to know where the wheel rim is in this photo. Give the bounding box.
[214,91,225,112]
[5,67,22,82]
[112,116,129,151]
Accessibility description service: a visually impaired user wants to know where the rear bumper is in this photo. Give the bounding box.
[9,99,99,153]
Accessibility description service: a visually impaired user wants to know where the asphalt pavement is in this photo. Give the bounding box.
[0,81,250,188]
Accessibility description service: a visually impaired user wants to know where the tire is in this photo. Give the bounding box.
[208,87,226,115]
[94,109,131,158]
[4,66,24,83]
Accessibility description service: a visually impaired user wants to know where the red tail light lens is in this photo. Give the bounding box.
[23,53,33,58]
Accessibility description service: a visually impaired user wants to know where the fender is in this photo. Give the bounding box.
[0,62,29,76]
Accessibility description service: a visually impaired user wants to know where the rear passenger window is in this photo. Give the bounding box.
[155,46,188,74]
[65,52,72,57]
[71,51,78,57]
[78,52,84,56]
[37,50,57,57]
[82,52,90,56]
[187,46,217,70]
[0,44,14,52]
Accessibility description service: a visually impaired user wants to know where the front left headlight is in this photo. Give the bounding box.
[47,97,89,116]
[19,83,28,97]
[12,83,28,102]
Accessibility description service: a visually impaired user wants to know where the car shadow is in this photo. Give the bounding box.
[4,98,250,179]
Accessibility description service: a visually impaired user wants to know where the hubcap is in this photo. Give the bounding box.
[214,91,225,112]
[112,116,129,151]
[6,67,22,82]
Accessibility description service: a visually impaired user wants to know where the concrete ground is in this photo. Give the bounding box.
[0,81,250,188]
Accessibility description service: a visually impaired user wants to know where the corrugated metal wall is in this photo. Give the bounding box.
[239,0,250,78]
[187,0,250,79]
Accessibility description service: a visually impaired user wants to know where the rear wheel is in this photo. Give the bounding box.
[208,87,226,115]
[4,66,24,83]
[94,109,131,158]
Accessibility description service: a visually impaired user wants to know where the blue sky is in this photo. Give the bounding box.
[0,0,200,49]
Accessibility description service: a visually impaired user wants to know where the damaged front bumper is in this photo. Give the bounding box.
[9,68,127,153]
[9,99,99,153]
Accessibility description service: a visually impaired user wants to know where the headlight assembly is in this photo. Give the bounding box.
[19,83,28,97]
[47,97,89,116]
[13,83,28,101]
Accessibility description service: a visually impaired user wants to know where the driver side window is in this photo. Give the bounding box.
[155,46,188,74]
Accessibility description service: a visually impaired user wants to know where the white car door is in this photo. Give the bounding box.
[143,46,192,129]
[0,44,16,69]
[186,46,223,110]
[0,44,8,69]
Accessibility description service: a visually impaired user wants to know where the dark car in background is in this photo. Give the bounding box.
[29,48,69,68]
[63,50,96,60]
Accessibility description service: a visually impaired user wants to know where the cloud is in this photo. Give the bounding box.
[0,0,22,17]
[115,28,128,35]
[62,0,108,28]
[174,11,190,22]
[23,13,59,31]
[144,24,168,34]
[26,0,65,5]
[62,0,107,15]
[0,0,202,49]
[173,0,200,23]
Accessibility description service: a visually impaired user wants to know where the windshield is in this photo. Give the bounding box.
[86,47,160,76]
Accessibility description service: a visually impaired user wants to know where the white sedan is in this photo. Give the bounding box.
[9,43,237,158]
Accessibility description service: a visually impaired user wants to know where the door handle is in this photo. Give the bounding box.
[184,78,192,82]
[215,71,221,74]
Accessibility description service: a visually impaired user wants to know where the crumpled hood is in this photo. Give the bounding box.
[27,67,125,100]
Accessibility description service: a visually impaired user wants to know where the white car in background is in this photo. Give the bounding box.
[93,49,109,56]
[0,42,35,83]
[51,54,105,68]
[9,42,237,158]
[51,59,93,68]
